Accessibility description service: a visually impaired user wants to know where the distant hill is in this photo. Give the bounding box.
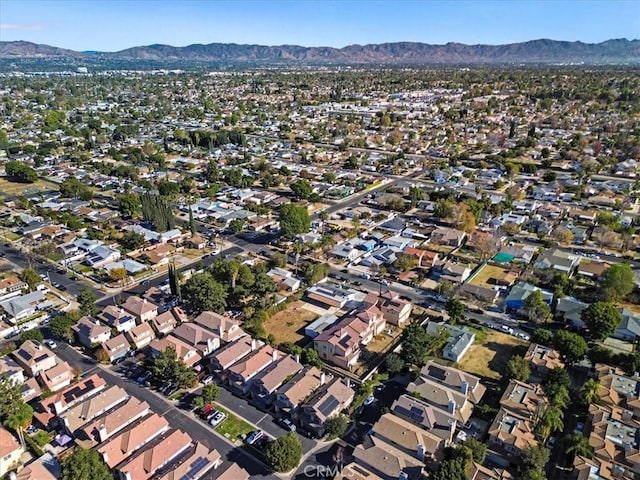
[1,39,638,65]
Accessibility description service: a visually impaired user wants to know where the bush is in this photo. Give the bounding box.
[265,432,302,472]
[323,414,350,440]
[32,430,52,447]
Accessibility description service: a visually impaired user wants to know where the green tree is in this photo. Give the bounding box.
[183,272,227,315]
[505,355,530,382]
[431,457,467,480]
[120,231,145,251]
[582,302,622,341]
[265,432,303,472]
[392,253,417,272]
[279,204,311,238]
[290,179,313,200]
[59,177,93,200]
[532,328,552,346]
[0,374,24,420]
[78,287,97,317]
[229,218,246,234]
[445,298,466,324]
[49,313,77,341]
[463,437,488,463]
[384,352,404,376]
[157,180,180,197]
[520,444,550,472]
[148,346,196,389]
[323,414,350,439]
[565,432,594,459]
[521,290,551,323]
[578,378,601,407]
[168,262,181,301]
[600,263,635,301]
[5,401,33,447]
[19,329,43,345]
[116,193,141,218]
[399,321,431,367]
[201,383,220,404]
[552,330,588,364]
[536,405,564,443]
[5,160,37,183]
[19,268,41,292]
[543,367,570,399]
[61,447,113,480]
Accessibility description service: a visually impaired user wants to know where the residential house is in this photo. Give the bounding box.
[418,362,486,405]
[613,309,640,342]
[306,283,352,309]
[0,290,46,323]
[60,385,129,435]
[593,365,640,419]
[0,275,27,298]
[299,377,355,437]
[555,296,589,328]
[534,249,581,274]
[505,283,553,311]
[314,323,361,371]
[186,234,207,250]
[34,374,106,426]
[249,354,304,409]
[487,408,537,463]
[85,245,121,268]
[14,459,58,480]
[149,335,202,368]
[154,442,223,480]
[459,283,501,304]
[172,322,221,356]
[72,316,111,348]
[209,336,262,374]
[523,344,564,379]
[499,380,547,420]
[403,247,438,269]
[12,340,56,376]
[572,456,619,480]
[151,309,179,336]
[267,267,301,292]
[369,413,446,467]
[577,261,610,279]
[430,227,466,247]
[391,394,457,444]
[0,356,25,385]
[227,344,281,395]
[0,428,24,476]
[114,429,192,480]
[126,322,156,350]
[586,403,640,477]
[467,463,513,480]
[273,367,325,416]
[494,245,536,265]
[100,334,131,363]
[98,413,170,468]
[193,311,245,343]
[100,306,136,333]
[38,361,74,392]
[304,314,338,339]
[20,378,42,403]
[425,321,475,362]
[77,397,150,447]
[121,296,158,323]
[215,464,250,480]
[433,260,472,284]
[376,290,413,326]
[352,439,424,480]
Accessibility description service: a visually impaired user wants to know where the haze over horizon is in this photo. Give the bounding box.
[1,0,638,52]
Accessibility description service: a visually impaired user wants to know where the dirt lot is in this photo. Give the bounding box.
[263,300,318,346]
[458,329,528,381]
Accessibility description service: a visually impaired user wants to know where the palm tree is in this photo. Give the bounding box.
[579,379,601,407]
[565,432,594,459]
[551,385,570,410]
[5,402,33,447]
[537,406,564,443]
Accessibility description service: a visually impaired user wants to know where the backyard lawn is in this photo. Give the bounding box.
[468,263,513,288]
[263,300,318,345]
[458,329,528,380]
[214,404,256,443]
[0,177,59,198]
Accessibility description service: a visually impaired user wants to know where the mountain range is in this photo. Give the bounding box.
[0,39,638,65]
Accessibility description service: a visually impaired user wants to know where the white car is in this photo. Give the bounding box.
[201,375,215,385]
[363,395,375,406]
[44,340,57,349]
[246,430,264,445]
[209,411,226,428]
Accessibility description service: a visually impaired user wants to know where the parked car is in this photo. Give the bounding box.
[44,340,57,349]
[276,417,296,432]
[164,385,179,396]
[546,436,557,449]
[364,395,375,406]
[201,375,215,385]
[209,411,227,428]
[137,370,152,384]
[159,382,172,394]
[246,430,264,445]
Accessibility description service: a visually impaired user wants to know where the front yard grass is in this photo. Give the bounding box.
[263,300,318,345]
[468,263,513,288]
[457,329,528,381]
[214,403,255,443]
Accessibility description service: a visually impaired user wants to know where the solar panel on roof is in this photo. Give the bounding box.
[319,396,340,416]
[428,365,447,381]
[394,405,413,418]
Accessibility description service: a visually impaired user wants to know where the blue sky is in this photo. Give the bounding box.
[1,0,638,51]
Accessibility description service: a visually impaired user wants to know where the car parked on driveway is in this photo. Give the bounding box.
[276,417,296,432]
[209,411,226,428]
[201,375,215,385]
[246,430,264,445]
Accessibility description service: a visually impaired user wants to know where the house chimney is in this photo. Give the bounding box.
[272,349,278,362]
[251,339,257,351]
[416,444,425,461]
[98,424,108,443]
[53,400,64,414]
[461,381,469,396]
[447,399,456,414]
[101,452,109,464]
[295,354,300,364]
[320,372,326,385]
